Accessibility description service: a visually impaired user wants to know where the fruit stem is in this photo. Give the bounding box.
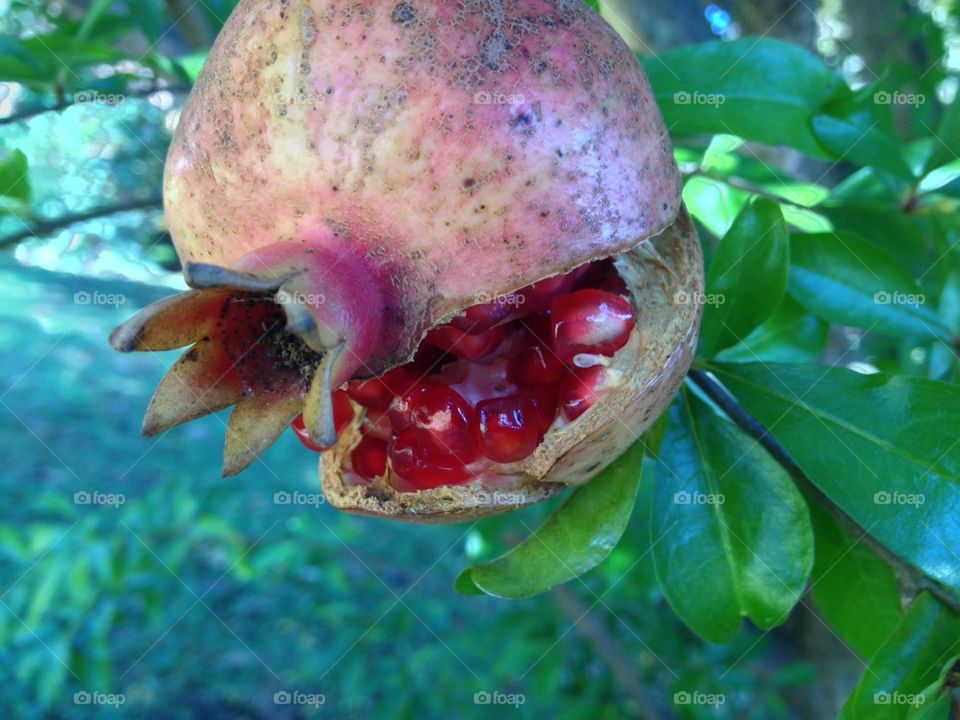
[688,368,960,614]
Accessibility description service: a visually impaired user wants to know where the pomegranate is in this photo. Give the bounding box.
[111,0,703,522]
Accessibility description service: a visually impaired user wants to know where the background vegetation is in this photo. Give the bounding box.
[0,0,958,717]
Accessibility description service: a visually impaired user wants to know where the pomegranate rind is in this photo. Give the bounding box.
[163,0,682,374]
[321,209,703,523]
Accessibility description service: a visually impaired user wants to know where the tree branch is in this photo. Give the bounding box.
[0,86,190,127]
[165,0,214,51]
[0,196,164,249]
[688,368,960,615]
[552,584,666,719]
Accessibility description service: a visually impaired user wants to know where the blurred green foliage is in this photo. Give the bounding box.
[1,0,960,718]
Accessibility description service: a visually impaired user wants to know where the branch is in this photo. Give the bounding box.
[686,170,816,213]
[164,0,214,50]
[688,368,960,615]
[0,86,190,127]
[0,196,164,249]
[552,584,666,719]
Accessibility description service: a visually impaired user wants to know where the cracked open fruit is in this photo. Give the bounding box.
[111,0,704,522]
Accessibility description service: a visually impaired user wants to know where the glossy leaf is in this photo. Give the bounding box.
[456,440,644,599]
[0,150,30,203]
[643,39,840,157]
[842,593,960,719]
[651,390,813,643]
[788,232,952,341]
[930,271,960,382]
[925,95,960,174]
[812,100,914,179]
[819,205,929,279]
[716,298,828,364]
[700,198,789,356]
[809,503,903,659]
[682,176,751,238]
[707,362,960,592]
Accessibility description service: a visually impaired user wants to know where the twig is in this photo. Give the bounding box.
[0,86,190,127]
[552,584,665,719]
[164,0,214,50]
[0,196,164,249]
[688,368,960,615]
[687,170,815,212]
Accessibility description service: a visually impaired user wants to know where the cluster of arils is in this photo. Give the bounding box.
[291,259,637,491]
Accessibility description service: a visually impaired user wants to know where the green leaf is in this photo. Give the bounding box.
[809,502,904,659]
[919,159,960,195]
[812,97,914,179]
[907,653,960,720]
[456,440,644,599]
[70,0,118,54]
[643,39,841,157]
[707,362,960,592]
[842,593,960,720]
[788,232,952,341]
[681,176,751,238]
[651,390,813,643]
[925,95,960,174]
[819,205,929,279]
[700,198,789,356]
[930,271,960,382]
[0,150,31,203]
[716,298,828,363]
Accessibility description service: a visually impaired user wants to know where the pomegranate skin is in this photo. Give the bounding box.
[164,0,681,368]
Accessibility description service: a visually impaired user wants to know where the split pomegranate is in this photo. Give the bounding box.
[288,261,637,490]
[109,0,704,522]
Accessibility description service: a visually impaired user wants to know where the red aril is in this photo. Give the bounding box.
[451,301,514,334]
[389,429,472,490]
[551,289,635,363]
[351,435,388,482]
[508,340,566,385]
[426,324,506,360]
[560,366,607,421]
[348,367,422,410]
[519,273,575,313]
[527,384,560,436]
[388,384,480,463]
[476,396,541,463]
[570,259,615,290]
[292,390,354,450]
